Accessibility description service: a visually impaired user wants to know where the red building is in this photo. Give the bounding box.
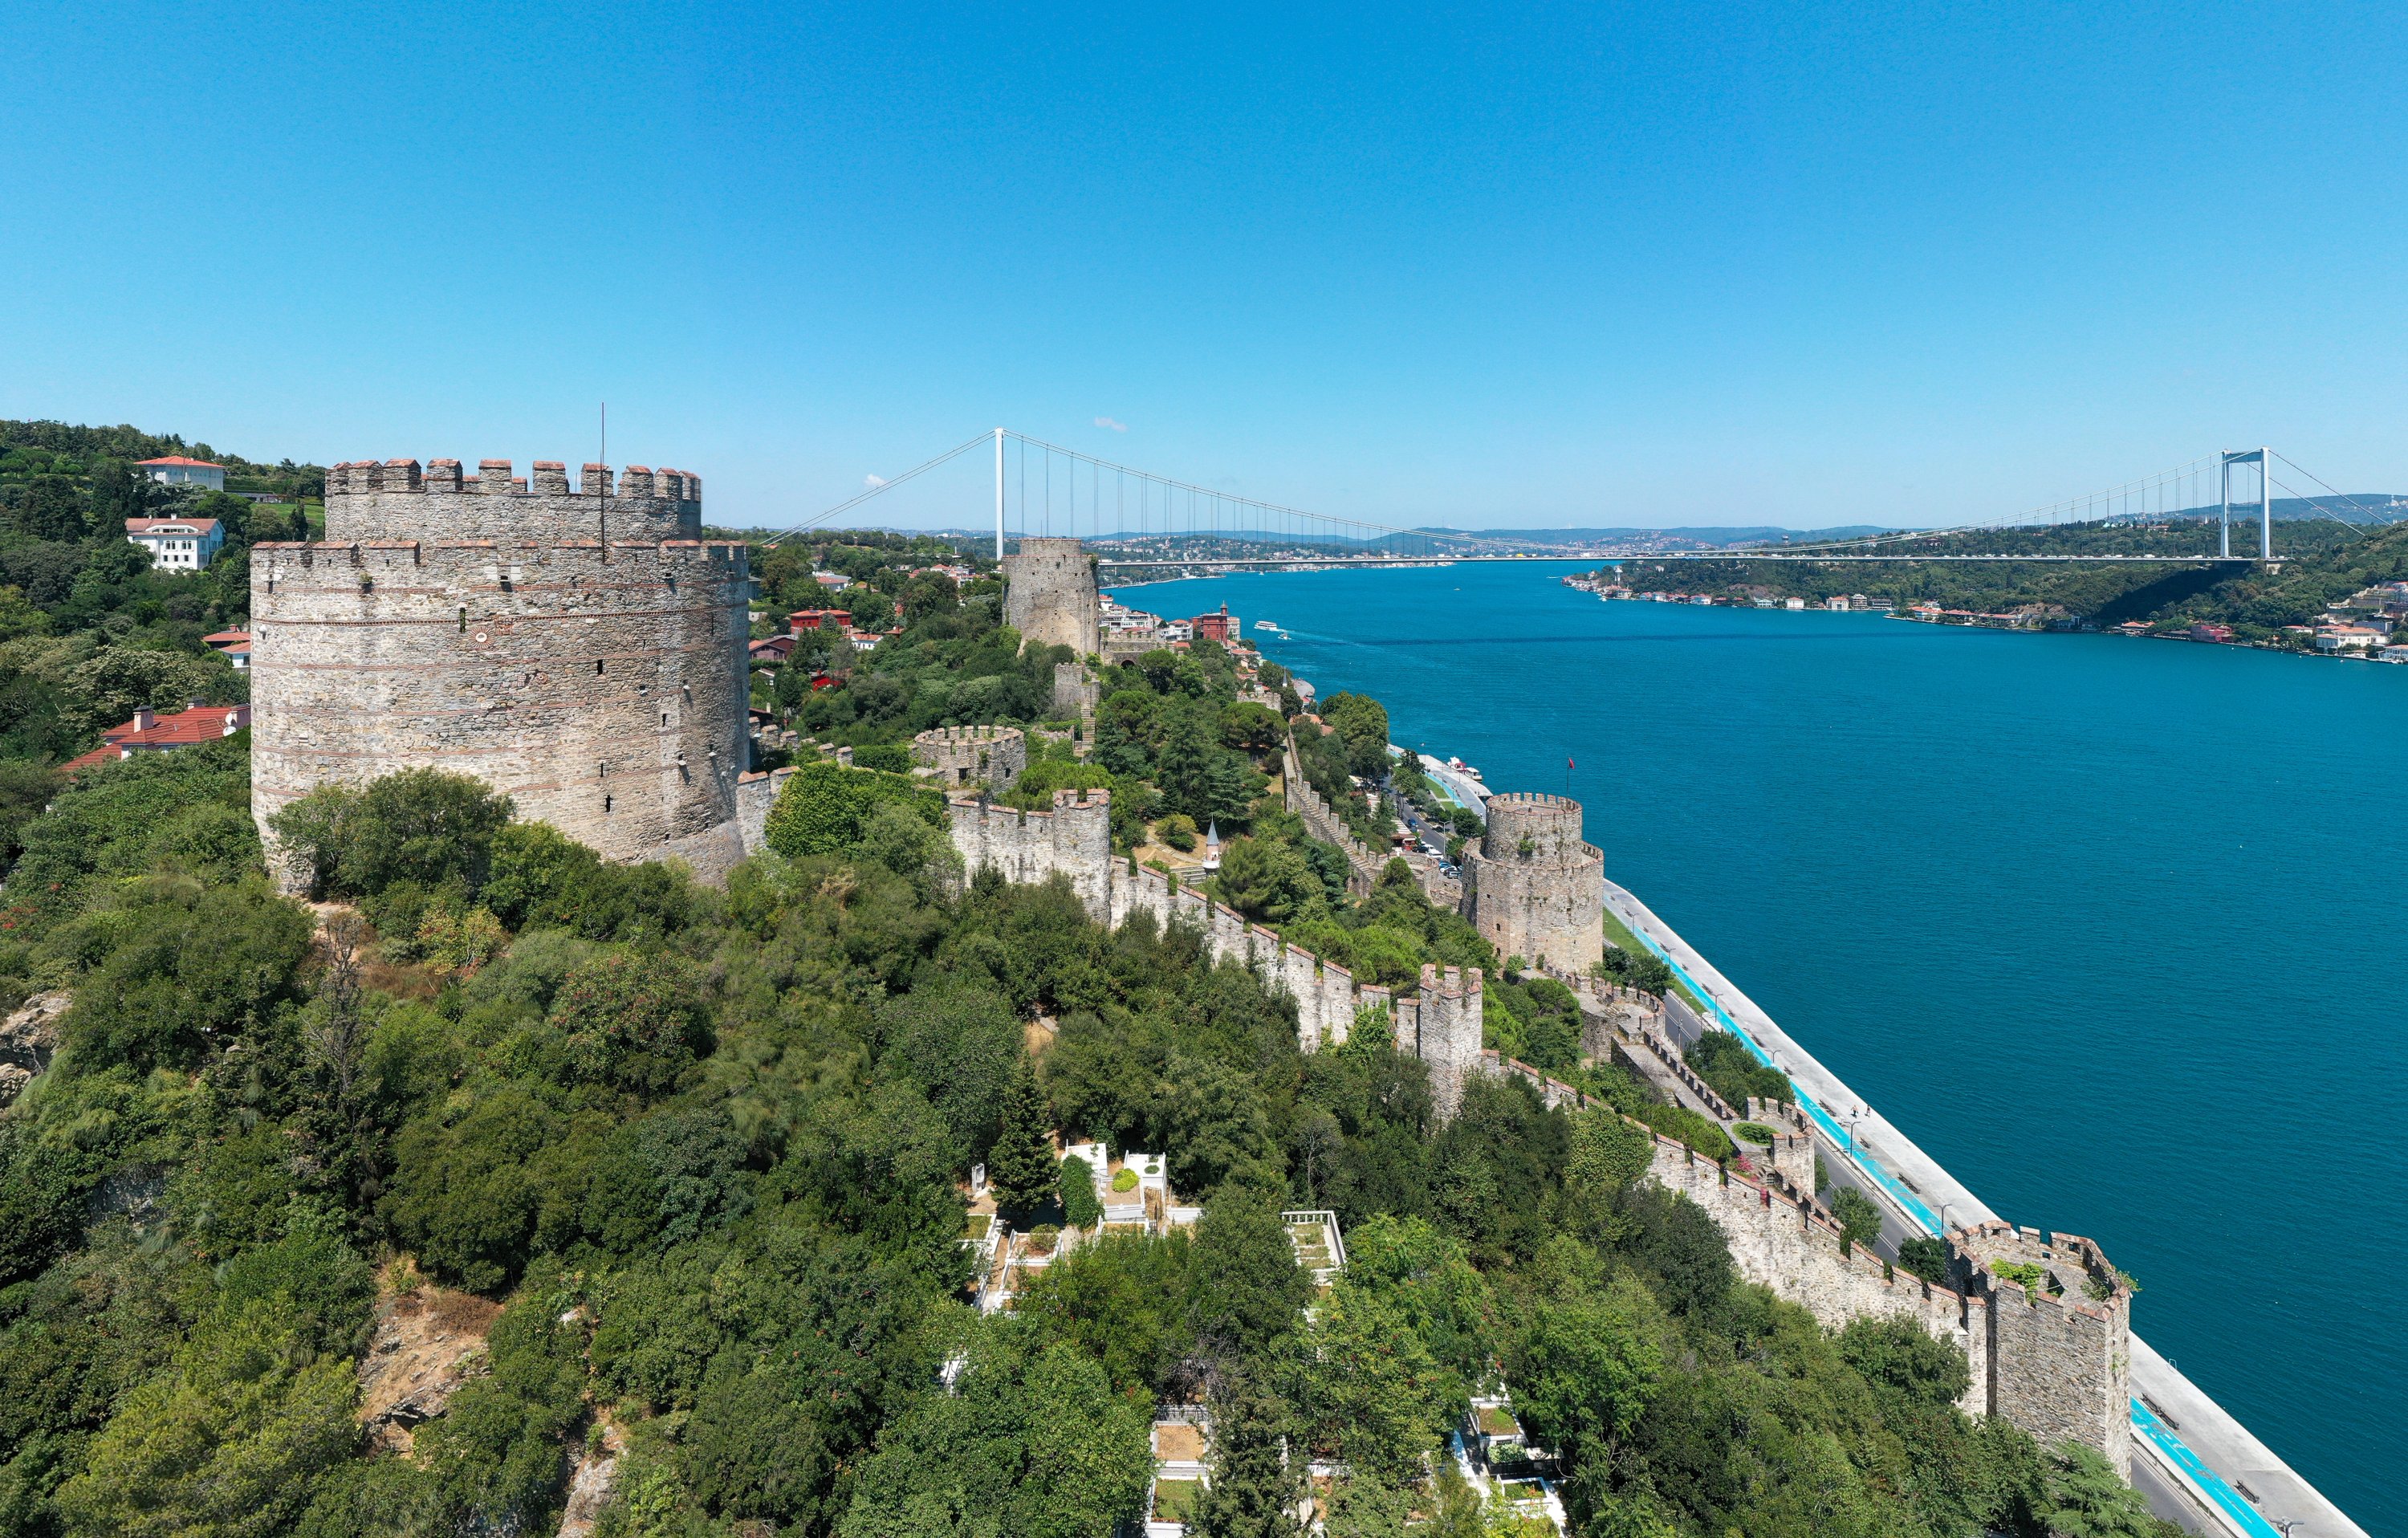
[1190,604,1239,642]
[61,702,252,776]
[790,608,848,633]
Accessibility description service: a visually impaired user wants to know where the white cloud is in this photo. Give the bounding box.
[864,473,887,489]
[1094,416,1128,433]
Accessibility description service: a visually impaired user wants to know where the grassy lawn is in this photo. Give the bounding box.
[1601,906,1709,1014]
[1153,1478,1203,1521]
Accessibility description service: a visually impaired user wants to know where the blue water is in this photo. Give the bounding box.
[1114,564,2408,1534]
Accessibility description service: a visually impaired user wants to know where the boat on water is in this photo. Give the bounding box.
[1255,619,1281,630]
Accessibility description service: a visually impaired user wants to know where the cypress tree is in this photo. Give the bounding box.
[987,1052,1056,1222]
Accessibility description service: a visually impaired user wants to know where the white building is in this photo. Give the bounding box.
[136,456,226,490]
[125,517,225,572]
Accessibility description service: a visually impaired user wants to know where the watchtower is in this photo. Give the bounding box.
[1003,537,1098,656]
[250,457,753,884]
[1952,1222,2134,1477]
[1462,793,1605,971]
[913,725,1026,791]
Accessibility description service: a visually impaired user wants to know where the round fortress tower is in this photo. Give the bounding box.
[1003,536,1098,656]
[1463,792,1605,971]
[250,457,753,883]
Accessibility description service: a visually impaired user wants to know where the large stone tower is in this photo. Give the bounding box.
[1463,793,1605,971]
[1003,536,1097,656]
[1954,1222,2135,1477]
[250,457,753,882]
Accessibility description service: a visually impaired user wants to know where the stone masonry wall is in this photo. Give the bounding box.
[1954,1221,2133,1476]
[942,794,1495,1117]
[324,459,702,543]
[1645,1129,1991,1418]
[1463,793,1605,971]
[913,726,1027,791]
[1003,537,1098,656]
[250,531,752,883]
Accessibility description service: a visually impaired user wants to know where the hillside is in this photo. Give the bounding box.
[0,419,2184,1538]
[1631,516,2408,639]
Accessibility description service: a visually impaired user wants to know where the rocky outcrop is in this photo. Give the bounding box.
[357,1279,503,1452]
[0,991,68,1108]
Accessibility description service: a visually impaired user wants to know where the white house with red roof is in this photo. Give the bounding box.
[60,702,252,776]
[202,629,251,669]
[136,455,226,490]
[125,517,225,572]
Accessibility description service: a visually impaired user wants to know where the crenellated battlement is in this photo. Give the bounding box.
[327,458,701,502]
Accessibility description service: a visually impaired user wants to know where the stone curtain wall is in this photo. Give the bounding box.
[1281,737,1383,897]
[913,726,1027,791]
[1463,793,1605,971]
[1002,537,1098,656]
[250,527,753,884]
[1645,1129,1991,1418]
[942,790,1494,1117]
[1051,661,1100,718]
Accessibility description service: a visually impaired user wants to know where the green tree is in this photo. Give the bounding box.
[1829,1186,1881,1252]
[1187,1194,1309,1359]
[1566,1107,1653,1193]
[763,759,944,859]
[1301,1280,1450,1483]
[1505,1268,1663,1454]
[53,1300,360,1538]
[2029,1441,2185,1538]
[987,1052,1058,1220]
[63,879,315,1073]
[267,767,514,899]
[1015,1230,1198,1398]
[548,951,714,1097]
[1190,1365,1305,1538]
[1060,1154,1103,1229]
[1214,836,1322,925]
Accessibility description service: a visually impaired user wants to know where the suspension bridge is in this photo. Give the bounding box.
[775,431,2392,572]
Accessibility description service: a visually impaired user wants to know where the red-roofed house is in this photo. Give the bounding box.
[1190,604,1239,643]
[748,635,795,667]
[136,456,226,490]
[202,629,251,670]
[61,702,252,776]
[790,608,848,633]
[126,517,225,572]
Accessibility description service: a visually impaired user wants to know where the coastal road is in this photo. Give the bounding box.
[1601,880,2368,1538]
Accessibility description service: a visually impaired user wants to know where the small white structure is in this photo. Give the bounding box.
[136,455,226,490]
[125,517,224,572]
[1201,822,1221,872]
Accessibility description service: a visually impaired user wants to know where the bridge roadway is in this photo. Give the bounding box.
[1601,878,2367,1538]
[1093,553,2263,571]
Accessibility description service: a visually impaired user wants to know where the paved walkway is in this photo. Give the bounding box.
[1601,879,2365,1538]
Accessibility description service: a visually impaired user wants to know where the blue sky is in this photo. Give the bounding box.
[6,1,2405,530]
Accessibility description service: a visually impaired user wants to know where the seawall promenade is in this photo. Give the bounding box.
[1601,879,2365,1538]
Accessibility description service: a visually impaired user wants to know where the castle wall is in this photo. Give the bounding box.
[734,766,797,856]
[1003,538,1099,656]
[251,533,752,882]
[1463,793,1605,970]
[946,790,1112,917]
[1645,1130,1990,1418]
[914,726,1026,791]
[1052,661,1100,718]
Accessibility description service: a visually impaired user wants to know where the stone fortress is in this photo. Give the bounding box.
[1462,792,1605,971]
[936,555,2144,1482]
[249,457,755,881]
[1002,536,1098,655]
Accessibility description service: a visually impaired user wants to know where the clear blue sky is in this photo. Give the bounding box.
[8,1,2405,531]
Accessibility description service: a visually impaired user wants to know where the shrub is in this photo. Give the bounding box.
[1025,1224,1061,1253]
[763,759,944,859]
[1829,1187,1881,1252]
[852,742,914,773]
[1112,1166,1139,1193]
[1731,1121,1776,1145]
[547,952,714,1097]
[1897,1235,1949,1285]
[1682,1029,1792,1109]
[1155,813,1198,851]
[1060,1155,1102,1229]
